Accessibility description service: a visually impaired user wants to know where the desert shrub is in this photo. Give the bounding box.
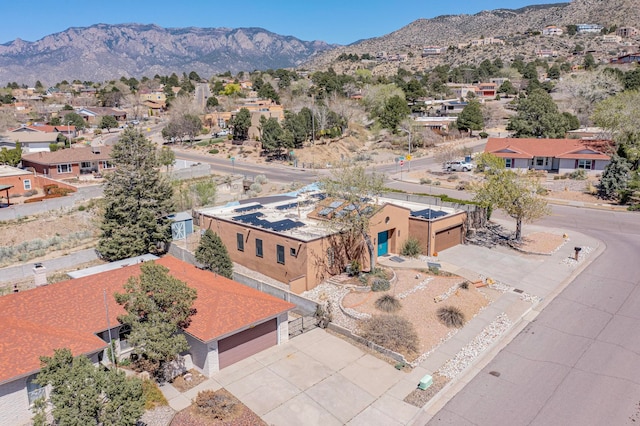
[358,315,419,355]
[479,132,489,138]
[195,390,240,420]
[209,149,219,154]
[142,379,168,410]
[433,180,441,186]
[375,294,402,313]
[348,259,361,276]
[419,177,432,185]
[447,174,459,181]
[371,277,390,292]
[254,174,268,184]
[249,183,262,193]
[459,281,470,290]
[568,169,587,180]
[437,306,466,328]
[401,237,422,257]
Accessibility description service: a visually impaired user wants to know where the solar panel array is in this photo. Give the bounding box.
[232,212,304,232]
[234,204,263,213]
[410,209,448,220]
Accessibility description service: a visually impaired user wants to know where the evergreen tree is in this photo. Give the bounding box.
[99,115,118,133]
[257,82,280,104]
[379,95,410,133]
[115,262,197,376]
[456,100,484,136]
[36,348,144,426]
[195,229,233,279]
[506,89,577,138]
[98,129,174,261]
[599,155,631,200]
[231,107,251,140]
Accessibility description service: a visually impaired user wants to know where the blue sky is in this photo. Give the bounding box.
[2,0,565,45]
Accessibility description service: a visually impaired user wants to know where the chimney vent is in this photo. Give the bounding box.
[33,263,47,286]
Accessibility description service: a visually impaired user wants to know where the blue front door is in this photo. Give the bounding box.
[377,230,389,256]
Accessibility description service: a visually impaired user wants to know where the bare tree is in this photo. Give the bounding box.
[556,70,622,126]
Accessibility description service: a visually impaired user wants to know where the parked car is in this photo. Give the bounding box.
[445,160,473,172]
[215,129,229,137]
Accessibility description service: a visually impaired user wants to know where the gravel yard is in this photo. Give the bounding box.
[307,268,494,362]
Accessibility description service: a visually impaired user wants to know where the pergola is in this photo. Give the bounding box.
[0,184,12,207]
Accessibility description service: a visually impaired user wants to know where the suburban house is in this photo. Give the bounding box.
[203,99,285,139]
[0,165,76,203]
[577,24,603,33]
[422,46,446,56]
[438,101,468,116]
[542,25,564,36]
[9,123,77,139]
[0,255,294,426]
[413,116,458,132]
[77,107,127,124]
[0,132,58,153]
[484,138,612,174]
[610,52,640,64]
[616,26,639,38]
[196,190,467,294]
[21,145,114,179]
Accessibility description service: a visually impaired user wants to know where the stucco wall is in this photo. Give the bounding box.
[0,378,31,426]
[408,212,466,256]
[200,216,309,291]
[184,333,212,376]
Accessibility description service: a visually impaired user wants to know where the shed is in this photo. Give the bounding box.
[169,212,194,240]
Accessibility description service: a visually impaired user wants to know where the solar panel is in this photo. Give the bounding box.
[311,193,327,200]
[234,204,263,213]
[343,204,356,211]
[318,207,334,216]
[329,200,343,209]
[276,202,298,210]
[232,212,264,223]
[411,209,448,220]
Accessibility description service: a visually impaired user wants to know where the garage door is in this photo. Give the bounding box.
[218,319,278,369]
[435,225,463,253]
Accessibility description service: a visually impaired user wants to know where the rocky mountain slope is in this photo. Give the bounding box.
[0,24,334,84]
[307,0,640,69]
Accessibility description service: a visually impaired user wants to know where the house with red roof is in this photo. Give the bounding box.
[484,138,612,174]
[0,255,294,426]
[21,145,115,179]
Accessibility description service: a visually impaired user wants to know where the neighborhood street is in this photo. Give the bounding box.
[425,206,640,425]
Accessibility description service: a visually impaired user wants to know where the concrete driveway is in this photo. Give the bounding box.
[166,328,423,425]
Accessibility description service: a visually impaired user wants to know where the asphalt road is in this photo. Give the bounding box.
[427,206,640,426]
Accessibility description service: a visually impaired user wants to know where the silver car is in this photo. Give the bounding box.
[445,160,473,172]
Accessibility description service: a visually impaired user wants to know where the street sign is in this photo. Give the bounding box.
[400,156,405,161]
[399,160,404,167]
[230,157,235,162]
[394,157,399,163]
[406,154,412,161]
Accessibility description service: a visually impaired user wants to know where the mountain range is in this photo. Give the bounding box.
[0,24,334,85]
[0,0,638,85]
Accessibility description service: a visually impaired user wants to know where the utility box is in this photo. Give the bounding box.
[418,374,433,390]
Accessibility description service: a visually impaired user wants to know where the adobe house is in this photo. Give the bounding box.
[197,191,466,294]
[0,255,294,426]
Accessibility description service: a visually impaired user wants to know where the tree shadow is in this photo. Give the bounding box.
[466,222,513,249]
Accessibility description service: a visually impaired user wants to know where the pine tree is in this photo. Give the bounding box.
[98,129,174,261]
[195,229,233,279]
[115,262,197,376]
[36,348,144,426]
[456,100,484,136]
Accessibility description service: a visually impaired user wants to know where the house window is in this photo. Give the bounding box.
[26,375,45,405]
[290,247,297,257]
[23,179,31,190]
[236,233,244,252]
[577,159,592,170]
[327,247,335,267]
[81,161,92,169]
[57,164,72,174]
[505,158,513,168]
[100,160,114,169]
[255,238,263,258]
[119,325,132,351]
[536,157,544,166]
[276,244,285,264]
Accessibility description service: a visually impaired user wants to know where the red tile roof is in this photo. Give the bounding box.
[485,138,611,160]
[0,256,294,384]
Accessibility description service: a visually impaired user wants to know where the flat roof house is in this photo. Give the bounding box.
[0,255,294,426]
[197,190,467,294]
